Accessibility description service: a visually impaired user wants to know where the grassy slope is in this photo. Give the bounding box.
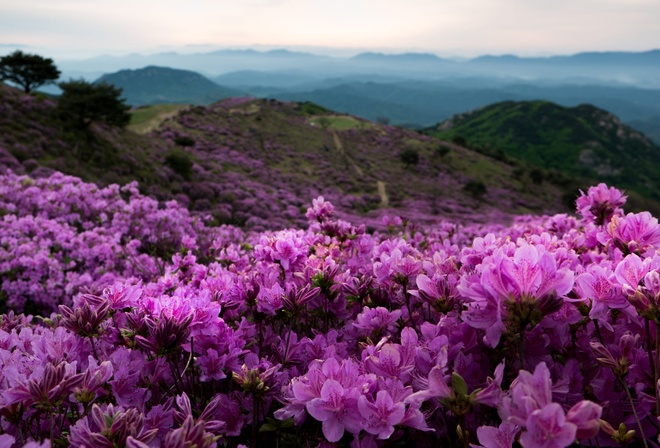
[0,86,171,190]
[0,85,570,230]
[149,98,568,222]
[129,104,191,134]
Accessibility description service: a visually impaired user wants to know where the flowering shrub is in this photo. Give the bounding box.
[2,176,660,447]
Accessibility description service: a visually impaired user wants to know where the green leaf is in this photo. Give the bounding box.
[452,372,468,396]
[259,423,277,432]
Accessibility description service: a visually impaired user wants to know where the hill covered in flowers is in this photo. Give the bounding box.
[0,84,572,231]
[1,170,660,447]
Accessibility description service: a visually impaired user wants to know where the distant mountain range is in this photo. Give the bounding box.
[56,48,660,88]
[88,64,660,144]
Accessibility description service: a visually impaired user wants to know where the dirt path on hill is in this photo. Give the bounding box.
[131,106,191,134]
[377,181,389,207]
[332,130,364,176]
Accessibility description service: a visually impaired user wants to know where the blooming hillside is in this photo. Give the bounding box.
[1,172,659,447]
[0,84,570,232]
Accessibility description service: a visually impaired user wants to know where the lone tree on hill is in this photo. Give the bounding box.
[58,79,131,129]
[0,50,61,93]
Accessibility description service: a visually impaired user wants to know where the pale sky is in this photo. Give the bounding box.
[1,0,659,59]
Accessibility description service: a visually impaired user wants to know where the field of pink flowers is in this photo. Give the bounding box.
[1,170,659,447]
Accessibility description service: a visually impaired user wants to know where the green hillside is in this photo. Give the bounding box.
[96,66,242,106]
[425,100,660,204]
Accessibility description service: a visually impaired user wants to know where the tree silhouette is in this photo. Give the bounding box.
[58,80,131,129]
[0,50,61,93]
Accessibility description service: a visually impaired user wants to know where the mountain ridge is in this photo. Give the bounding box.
[424,100,660,205]
[96,65,242,106]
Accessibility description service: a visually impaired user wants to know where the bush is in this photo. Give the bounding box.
[530,167,545,184]
[174,135,195,147]
[452,135,467,147]
[463,179,487,199]
[298,101,330,116]
[435,145,450,158]
[165,148,193,180]
[400,148,420,167]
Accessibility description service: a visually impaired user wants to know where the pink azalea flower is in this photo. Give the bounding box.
[358,390,406,439]
[461,244,573,347]
[575,264,630,323]
[576,183,626,226]
[605,212,660,257]
[519,403,577,448]
[307,379,362,442]
[474,422,519,448]
[503,362,553,426]
[615,253,648,296]
[405,365,452,404]
[565,400,602,439]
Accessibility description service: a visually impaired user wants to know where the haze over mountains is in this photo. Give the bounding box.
[59,49,660,87]
[80,48,660,144]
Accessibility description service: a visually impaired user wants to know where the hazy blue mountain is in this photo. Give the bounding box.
[96,66,242,106]
[212,70,320,89]
[81,48,660,133]
[350,52,449,63]
[57,48,660,87]
[275,83,429,124]
[268,80,660,129]
[628,116,660,145]
[59,49,335,79]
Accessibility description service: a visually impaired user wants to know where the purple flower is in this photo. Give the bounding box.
[59,299,110,338]
[306,196,335,223]
[163,415,217,448]
[461,244,573,347]
[604,212,660,256]
[353,306,401,339]
[576,183,626,226]
[197,348,227,382]
[357,390,406,439]
[3,361,83,410]
[307,379,362,442]
[405,365,452,404]
[519,403,577,448]
[503,362,553,427]
[68,404,157,448]
[74,356,114,404]
[474,422,519,448]
[565,400,602,439]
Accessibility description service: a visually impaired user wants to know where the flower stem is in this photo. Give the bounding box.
[655,323,660,418]
[645,319,656,381]
[617,376,649,448]
[403,285,418,333]
[252,396,259,448]
[519,324,526,370]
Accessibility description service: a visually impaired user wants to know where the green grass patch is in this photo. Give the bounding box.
[310,115,364,130]
[128,104,188,133]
